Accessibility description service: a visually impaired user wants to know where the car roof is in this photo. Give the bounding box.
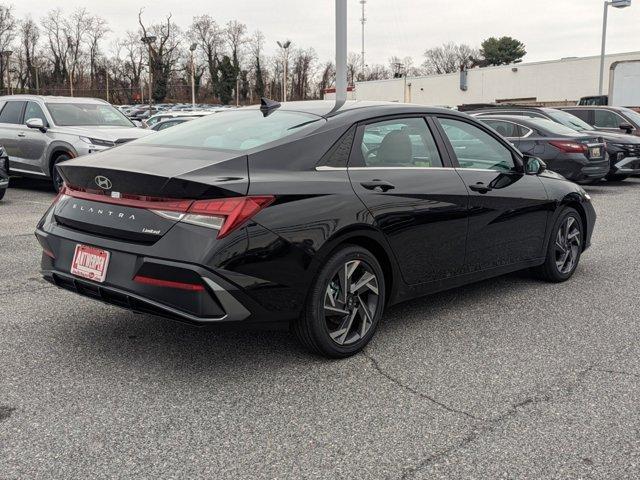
[239,100,462,126]
[0,94,109,104]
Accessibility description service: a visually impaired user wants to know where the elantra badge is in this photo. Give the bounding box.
[95,175,112,190]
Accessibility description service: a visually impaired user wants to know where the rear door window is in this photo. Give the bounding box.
[358,117,443,168]
[594,109,625,129]
[481,119,521,138]
[0,101,25,124]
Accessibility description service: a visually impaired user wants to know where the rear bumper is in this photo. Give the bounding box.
[575,158,609,182]
[36,228,255,326]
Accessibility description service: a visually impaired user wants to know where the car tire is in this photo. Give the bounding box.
[293,245,386,358]
[532,207,584,283]
[605,173,629,181]
[51,153,71,192]
[0,188,5,201]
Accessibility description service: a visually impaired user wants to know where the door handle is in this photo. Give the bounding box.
[468,182,492,194]
[360,180,395,192]
[17,133,26,138]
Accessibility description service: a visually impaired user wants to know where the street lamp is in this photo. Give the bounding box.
[66,35,75,97]
[277,40,291,102]
[189,43,197,109]
[141,35,157,115]
[599,0,632,95]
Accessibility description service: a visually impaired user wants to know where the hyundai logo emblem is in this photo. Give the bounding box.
[95,175,112,190]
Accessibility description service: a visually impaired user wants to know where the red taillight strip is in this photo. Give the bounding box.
[64,186,194,213]
[133,275,205,292]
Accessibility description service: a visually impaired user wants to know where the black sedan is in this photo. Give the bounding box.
[0,146,9,200]
[470,106,640,180]
[478,115,609,184]
[36,101,595,358]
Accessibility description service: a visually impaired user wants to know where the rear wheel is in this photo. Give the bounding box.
[51,153,71,192]
[294,245,385,358]
[0,187,5,201]
[533,207,584,282]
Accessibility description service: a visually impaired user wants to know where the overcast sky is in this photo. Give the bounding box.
[10,0,640,67]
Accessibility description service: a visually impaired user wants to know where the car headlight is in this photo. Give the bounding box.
[79,136,116,148]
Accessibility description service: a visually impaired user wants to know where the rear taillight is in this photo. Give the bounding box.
[63,186,274,238]
[133,275,205,291]
[549,141,588,154]
[183,196,275,238]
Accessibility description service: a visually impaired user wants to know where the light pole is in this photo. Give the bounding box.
[189,43,197,109]
[360,0,367,81]
[277,40,291,102]
[105,61,110,103]
[599,0,632,95]
[66,36,74,97]
[141,35,157,115]
[335,0,347,109]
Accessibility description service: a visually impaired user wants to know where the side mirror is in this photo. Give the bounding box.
[524,155,546,175]
[26,118,47,132]
[619,123,634,134]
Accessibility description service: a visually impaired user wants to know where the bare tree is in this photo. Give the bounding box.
[138,9,182,102]
[225,20,246,74]
[189,15,226,100]
[85,15,110,88]
[423,42,479,75]
[290,47,316,100]
[0,5,16,90]
[18,17,39,90]
[317,60,335,96]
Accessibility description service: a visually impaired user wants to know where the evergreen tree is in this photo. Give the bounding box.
[255,56,265,98]
[480,37,526,66]
[218,55,236,105]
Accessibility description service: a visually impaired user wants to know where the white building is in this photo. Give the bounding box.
[326,51,640,107]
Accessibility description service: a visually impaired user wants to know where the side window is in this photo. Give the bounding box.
[482,119,520,138]
[359,117,443,168]
[0,101,25,125]
[24,102,47,125]
[438,117,516,172]
[594,109,624,128]
[564,109,590,122]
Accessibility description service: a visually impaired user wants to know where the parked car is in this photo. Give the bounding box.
[143,111,214,129]
[470,106,640,180]
[558,106,640,137]
[0,146,8,200]
[478,115,608,183]
[150,117,194,131]
[37,100,595,358]
[0,95,153,191]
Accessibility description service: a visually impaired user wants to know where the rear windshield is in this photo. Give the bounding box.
[545,109,595,132]
[47,103,134,127]
[135,109,325,152]
[524,118,583,136]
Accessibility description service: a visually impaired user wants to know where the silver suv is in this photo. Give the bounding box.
[0,95,153,191]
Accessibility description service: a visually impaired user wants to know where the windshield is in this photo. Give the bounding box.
[46,103,134,127]
[546,109,595,132]
[620,107,640,126]
[525,117,585,136]
[136,109,325,151]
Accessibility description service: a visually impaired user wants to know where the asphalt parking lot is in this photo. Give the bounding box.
[1,177,639,480]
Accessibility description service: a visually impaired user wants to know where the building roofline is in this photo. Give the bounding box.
[355,50,640,86]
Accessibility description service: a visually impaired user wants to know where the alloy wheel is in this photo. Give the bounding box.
[554,216,581,275]
[323,259,380,346]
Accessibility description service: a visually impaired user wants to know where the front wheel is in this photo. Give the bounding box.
[533,207,584,282]
[51,154,71,192]
[606,173,629,181]
[294,245,386,358]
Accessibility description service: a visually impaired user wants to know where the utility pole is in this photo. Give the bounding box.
[335,0,347,109]
[360,0,367,81]
[189,43,197,109]
[35,64,39,94]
